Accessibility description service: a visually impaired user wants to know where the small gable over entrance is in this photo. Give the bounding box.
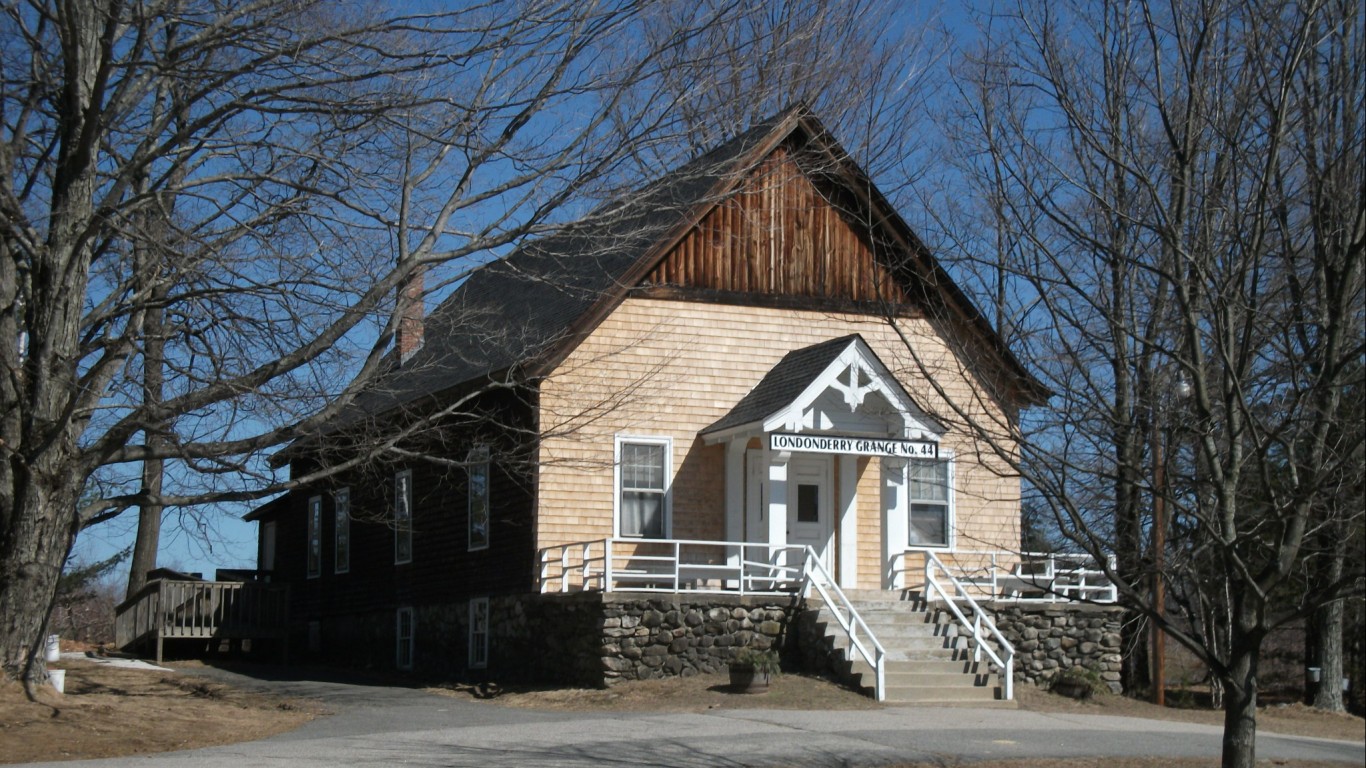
[701,334,941,446]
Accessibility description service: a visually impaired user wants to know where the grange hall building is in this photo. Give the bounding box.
[244,107,1109,703]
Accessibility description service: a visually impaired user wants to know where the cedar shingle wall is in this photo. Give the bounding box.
[538,298,1021,590]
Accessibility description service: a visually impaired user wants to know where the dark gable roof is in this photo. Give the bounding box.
[292,105,1047,455]
[702,335,862,435]
[324,109,800,428]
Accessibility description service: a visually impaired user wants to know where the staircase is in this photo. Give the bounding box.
[807,590,1012,706]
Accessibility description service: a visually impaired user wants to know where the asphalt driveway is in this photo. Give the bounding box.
[17,666,1364,767]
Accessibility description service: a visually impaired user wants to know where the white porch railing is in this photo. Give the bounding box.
[924,551,1016,700]
[538,537,808,595]
[801,548,887,701]
[941,550,1118,603]
[537,537,888,701]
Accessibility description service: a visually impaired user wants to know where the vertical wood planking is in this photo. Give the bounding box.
[643,153,908,305]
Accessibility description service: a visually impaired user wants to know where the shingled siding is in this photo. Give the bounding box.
[537,297,1021,590]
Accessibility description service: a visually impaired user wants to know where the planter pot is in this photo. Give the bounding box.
[728,663,770,694]
[1052,679,1093,700]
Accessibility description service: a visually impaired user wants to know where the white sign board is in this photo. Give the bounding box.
[770,432,939,459]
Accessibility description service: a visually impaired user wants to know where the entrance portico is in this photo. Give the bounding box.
[702,335,944,590]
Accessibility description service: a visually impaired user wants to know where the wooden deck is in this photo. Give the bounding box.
[115,578,290,663]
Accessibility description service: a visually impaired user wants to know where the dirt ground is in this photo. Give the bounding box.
[1,651,1360,766]
[0,655,323,765]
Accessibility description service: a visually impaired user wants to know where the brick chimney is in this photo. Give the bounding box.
[396,265,424,364]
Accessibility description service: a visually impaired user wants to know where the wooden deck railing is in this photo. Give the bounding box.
[115,579,290,663]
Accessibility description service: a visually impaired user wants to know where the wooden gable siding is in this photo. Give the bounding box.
[281,391,536,628]
[537,298,1021,590]
[643,150,909,304]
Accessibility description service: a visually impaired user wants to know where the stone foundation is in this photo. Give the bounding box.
[989,602,1126,693]
[562,593,803,680]
[298,594,1122,695]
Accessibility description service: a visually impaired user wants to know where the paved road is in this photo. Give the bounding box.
[20,667,1364,767]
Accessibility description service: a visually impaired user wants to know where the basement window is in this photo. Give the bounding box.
[396,607,414,670]
[469,597,489,669]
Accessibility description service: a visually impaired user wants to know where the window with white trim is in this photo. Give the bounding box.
[334,488,351,574]
[907,458,952,548]
[615,436,670,539]
[396,607,414,670]
[395,470,413,564]
[468,597,489,669]
[306,495,322,578]
[467,446,490,551]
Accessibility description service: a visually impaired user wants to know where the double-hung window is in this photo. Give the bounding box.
[467,446,490,551]
[395,470,413,564]
[907,459,952,548]
[306,496,322,578]
[616,436,670,539]
[334,488,351,574]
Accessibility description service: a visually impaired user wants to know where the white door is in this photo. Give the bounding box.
[788,454,834,566]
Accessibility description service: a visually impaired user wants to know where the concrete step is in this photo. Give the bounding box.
[809,593,1016,706]
[883,684,1003,704]
[815,614,960,639]
[823,630,973,655]
[844,658,996,679]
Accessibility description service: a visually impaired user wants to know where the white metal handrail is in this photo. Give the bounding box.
[538,537,807,595]
[924,551,1016,700]
[801,548,886,701]
[915,550,1118,603]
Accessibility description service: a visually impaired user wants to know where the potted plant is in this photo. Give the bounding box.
[1050,665,1105,700]
[729,647,781,694]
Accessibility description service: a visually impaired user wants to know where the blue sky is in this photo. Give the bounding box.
[70,0,996,588]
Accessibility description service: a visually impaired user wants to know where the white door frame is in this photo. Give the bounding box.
[787,453,834,569]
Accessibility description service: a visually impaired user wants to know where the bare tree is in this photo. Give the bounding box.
[918,1,1363,766]
[0,0,752,684]
[603,0,942,195]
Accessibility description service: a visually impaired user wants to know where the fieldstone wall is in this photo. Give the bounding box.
[505,592,799,687]
[595,594,797,684]
[989,603,1126,693]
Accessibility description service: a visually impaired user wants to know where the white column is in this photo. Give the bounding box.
[767,451,790,577]
[881,457,909,590]
[724,439,746,585]
[838,453,858,589]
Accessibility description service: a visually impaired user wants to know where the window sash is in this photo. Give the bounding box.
[468,597,489,669]
[395,470,413,564]
[468,447,489,551]
[334,488,350,574]
[306,496,321,578]
[907,459,951,548]
[396,608,414,670]
[617,439,668,538]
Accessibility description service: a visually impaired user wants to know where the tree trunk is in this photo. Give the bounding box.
[0,476,80,682]
[126,261,167,600]
[1220,644,1260,768]
[1311,599,1346,711]
[1309,524,1347,711]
